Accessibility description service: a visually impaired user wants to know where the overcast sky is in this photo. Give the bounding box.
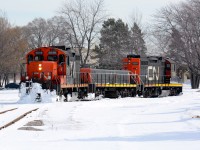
[0,0,183,26]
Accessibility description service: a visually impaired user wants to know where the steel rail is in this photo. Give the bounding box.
[0,108,18,114]
[0,108,39,130]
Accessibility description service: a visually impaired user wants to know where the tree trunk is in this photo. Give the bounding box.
[0,75,2,87]
[190,72,200,89]
[14,73,16,83]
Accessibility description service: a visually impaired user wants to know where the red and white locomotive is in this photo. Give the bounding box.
[21,46,182,101]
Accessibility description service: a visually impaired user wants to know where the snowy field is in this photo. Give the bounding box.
[0,83,200,150]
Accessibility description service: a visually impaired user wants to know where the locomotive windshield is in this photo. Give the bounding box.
[35,55,44,61]
[48,55,58,61]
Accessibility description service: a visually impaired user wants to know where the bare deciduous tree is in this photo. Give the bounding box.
[59,0,107,67]
[0,13,28,86]
[46,16,68,46]
[24,16,67,49]
[23,18,48,48]
[152,0,200,88]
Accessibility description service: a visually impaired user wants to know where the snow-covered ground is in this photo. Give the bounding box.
[0,83,200,150]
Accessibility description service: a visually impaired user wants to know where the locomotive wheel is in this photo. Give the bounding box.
[137,90,142,97]
[174,88,181,96]
[63,93,68,102]
[176,88,181,95]
[169,88,175,96]
[131,90,136,97]
[143,89,149,98]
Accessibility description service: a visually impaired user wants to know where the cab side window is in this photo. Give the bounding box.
[166,63,171,70]
[59,54,65,64]
[28,54,33,63]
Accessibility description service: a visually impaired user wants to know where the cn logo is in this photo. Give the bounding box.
[147,66,159,81]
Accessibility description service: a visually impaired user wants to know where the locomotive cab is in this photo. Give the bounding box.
[22,47,67,90]
[122,55,141,84]
[164,59,172,83]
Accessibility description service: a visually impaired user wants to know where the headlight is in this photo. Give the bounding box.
[38,64,42,71]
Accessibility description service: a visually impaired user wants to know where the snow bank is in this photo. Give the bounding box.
[18,83,57,104]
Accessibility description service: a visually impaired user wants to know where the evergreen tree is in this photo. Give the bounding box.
[130,22,147,56]
[98,18,131,69]
[168,27,185,64]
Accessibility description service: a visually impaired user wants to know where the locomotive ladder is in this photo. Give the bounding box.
[131,75,144,92]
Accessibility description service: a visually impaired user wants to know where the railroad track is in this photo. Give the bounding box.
[0,108,39,130]
[0,108,18,114]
